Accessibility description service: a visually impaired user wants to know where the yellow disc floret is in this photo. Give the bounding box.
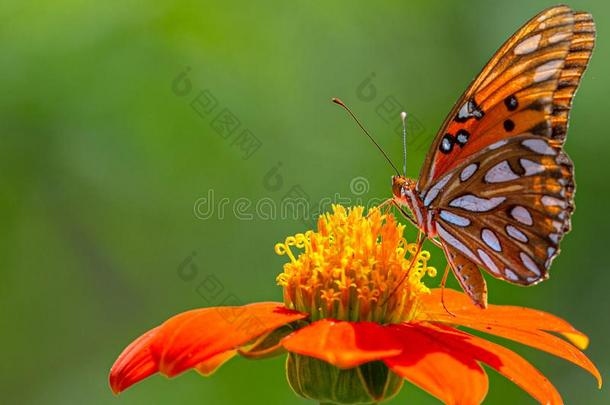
[275,205,436,324]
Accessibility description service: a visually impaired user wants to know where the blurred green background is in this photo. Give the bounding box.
[2,0,608,404]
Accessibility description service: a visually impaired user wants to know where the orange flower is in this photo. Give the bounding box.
[109,206,601,404]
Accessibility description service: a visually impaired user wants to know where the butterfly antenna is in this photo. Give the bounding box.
[401,111,408,176]
[332,97,400,176]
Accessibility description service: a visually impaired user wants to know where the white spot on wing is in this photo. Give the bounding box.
[439,210,471,227]
[423,173,452,207]
[514,34,542,55]
[520,252,541,276]
[460,163,478,182]
[485,160,520,183]
[504,268,519,281]
[520,158,545,176]
[549,31,571,44]
[478,249,500,274]
[457,102,469,120]
[488,139,508,150]
[457,132,468,144]
[510,206,533,226]
[441,137,452,152]
[541,195,567,208]
[506,225,528,243]
[481,228,502,252]
[549,233,560,243]
[522,138,556,156]
[436,223,477,262]
[449,195,506,212]
[533,60,563,83]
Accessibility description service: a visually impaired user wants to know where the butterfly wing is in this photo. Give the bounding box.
[417,6,594,288]
[432,133,573,285]
[418,5,594,191]
[441,243,488,308]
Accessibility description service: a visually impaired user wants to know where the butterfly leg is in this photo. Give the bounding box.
[389,199,419,229]
[441,243,488,309]
[369,198,393,217]
[427,237,443,249]
[440,263,457,317]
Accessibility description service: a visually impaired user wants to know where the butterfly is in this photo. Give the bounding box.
[390,5,595,308]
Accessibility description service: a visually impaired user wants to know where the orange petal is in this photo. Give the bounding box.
[384,323,488,405]
[153,303,307,376]
[281,319,403,368]
[453,322,600,388]
[109,327,160,395]
[195,350,237,376]
[420,323,563,405]
[109,302,307,393]
[420,289,589,346]
[419,289,602,387]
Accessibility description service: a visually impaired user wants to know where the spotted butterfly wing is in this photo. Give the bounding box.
[441,244,487,306]
[432,133,573,286]
[395,6,595,307]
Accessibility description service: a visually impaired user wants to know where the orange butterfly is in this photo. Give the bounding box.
[387,5,595,308]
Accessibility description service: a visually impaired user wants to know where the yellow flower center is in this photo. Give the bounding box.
[275,205,436,324]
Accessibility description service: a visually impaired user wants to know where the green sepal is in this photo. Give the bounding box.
[239,321,306,359]
[286,353,403,404]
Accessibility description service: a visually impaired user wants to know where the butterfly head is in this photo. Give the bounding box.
[392,175,431,235]
[391,175,417,205]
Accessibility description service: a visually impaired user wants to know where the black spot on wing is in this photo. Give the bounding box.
[456,129,470,147]
[440,134,455,154]
[455,98,485,123]
[504,95,518,111]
